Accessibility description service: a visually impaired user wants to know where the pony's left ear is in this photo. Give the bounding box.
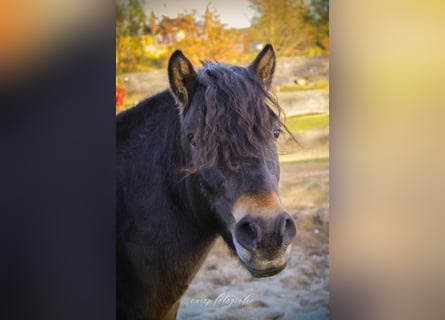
[168,50,197,109]
[249,44,276,89]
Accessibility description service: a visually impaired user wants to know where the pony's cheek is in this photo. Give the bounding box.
[190,158,200,170]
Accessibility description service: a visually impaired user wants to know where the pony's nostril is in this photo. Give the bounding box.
[282,218,292,233]
[241,222,256,236]
[280,215,297,246]
[235,218,261,250]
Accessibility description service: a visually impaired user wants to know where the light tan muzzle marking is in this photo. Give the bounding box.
[232,192,282,221]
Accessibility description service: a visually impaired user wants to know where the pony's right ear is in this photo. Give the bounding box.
[168,50,197,109]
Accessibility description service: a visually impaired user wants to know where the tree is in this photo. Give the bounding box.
[198,5,245,63]
[249,0,314,56]
[308,0,329,52]
[116,3,127,74]
[115,0,148,73]
[148,10,158,34]
[127,0,146,37]
[202,5,224,57]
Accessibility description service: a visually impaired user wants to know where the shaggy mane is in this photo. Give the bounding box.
[187,62,288,171]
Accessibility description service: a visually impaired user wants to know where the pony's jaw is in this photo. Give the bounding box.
[233,236,291,277]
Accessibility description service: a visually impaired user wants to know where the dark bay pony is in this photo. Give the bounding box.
[117,45,297,320]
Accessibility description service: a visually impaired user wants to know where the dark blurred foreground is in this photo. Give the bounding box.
[0,2,115,320]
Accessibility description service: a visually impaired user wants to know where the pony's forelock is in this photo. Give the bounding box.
[182,63,287,172]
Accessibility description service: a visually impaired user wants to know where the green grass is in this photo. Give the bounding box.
[285,113,329,132]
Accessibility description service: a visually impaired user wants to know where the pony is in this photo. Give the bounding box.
[117,44,297,320]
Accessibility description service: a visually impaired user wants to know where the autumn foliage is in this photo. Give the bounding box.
[116,0,329,74]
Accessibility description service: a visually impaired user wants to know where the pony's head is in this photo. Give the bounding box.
[168,45,297,277]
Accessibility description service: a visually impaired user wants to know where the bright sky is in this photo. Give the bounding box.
[144,0,255,29]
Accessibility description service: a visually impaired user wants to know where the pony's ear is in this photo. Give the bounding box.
[249,44,276,89]
[168,50,197,108]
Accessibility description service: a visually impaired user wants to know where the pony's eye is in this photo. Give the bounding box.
[273,128,281,139]
[187,133,196,147]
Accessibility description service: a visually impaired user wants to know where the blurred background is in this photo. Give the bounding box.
[115,0,329,110]
[116,1,329,319]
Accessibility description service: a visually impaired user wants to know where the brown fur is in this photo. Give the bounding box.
[232,192,282,219]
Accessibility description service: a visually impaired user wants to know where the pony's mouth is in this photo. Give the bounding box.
[242,260,287,278]
[233,236,290,278]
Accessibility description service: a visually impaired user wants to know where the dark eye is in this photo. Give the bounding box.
[187,133,196,147]
[273,128,281,139]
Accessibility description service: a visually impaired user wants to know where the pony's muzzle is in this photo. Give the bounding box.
[233,211,297,277]
[232,193,297,277]
[235,212,296,251]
